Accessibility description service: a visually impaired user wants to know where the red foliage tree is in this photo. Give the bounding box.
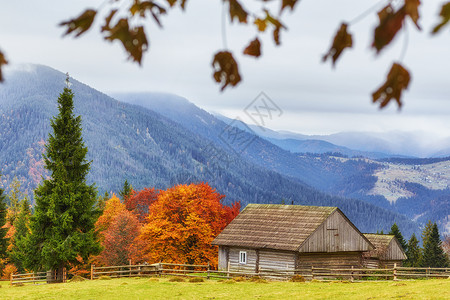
[139,183,240,267]
[97,209,143,266]
[125,188,159,223]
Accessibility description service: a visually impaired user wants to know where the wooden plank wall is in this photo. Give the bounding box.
[229,248,258,273]
[384,240,407,260]
[297,252,363,269]
[218,246,228,271]
[299,210,372,253]
[259,250,296,271]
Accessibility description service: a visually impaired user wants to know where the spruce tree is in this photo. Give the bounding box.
[389,223,407,252]
[119,179,133,202]
[7,176,24,224]
[0,185,8,276]
[10,198,31,273]
[422,222,448,267]
[405,233,421,267]
[25,77,101,280]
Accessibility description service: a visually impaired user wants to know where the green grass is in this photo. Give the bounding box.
[0,277,449,299]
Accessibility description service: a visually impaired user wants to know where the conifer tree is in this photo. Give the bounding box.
[389,223,407,252]
[119,179,133,202]
[0,185,8,276]
[10,198,31,273]
[404,233,421,267]
[25,77,101,281]
[7,176,24,224]
[422,222,448,267]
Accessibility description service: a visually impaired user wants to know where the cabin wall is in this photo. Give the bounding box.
[380,260,403,268]
[299,211,372,253]
[258,250,296,271]
[297,252,363,269]
[228,248,258,273]
[363,258,380,269]
[218,246,228,271]
[384,241,407,260]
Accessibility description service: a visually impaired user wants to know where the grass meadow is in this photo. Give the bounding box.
[1,277,449,299]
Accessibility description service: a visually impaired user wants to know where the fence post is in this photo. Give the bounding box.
[227,261,231,278]
[91,264,94,280]
[351,266,354,282]
[207,262,210,280]
[10,272,13,285]
[393,263,397,281]
[427,267,430,279]
[129,259,132,278]
[311,266,314,280]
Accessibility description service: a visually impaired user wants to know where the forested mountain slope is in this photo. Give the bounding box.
[0,65,418,235]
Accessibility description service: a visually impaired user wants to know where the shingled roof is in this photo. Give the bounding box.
[212,204,337,252]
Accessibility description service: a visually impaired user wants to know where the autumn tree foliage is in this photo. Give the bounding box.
[0,186,7,276]
[139,183,240,267]
[97,210,142,266]
[95,194,126,234]
[125,188,159,223]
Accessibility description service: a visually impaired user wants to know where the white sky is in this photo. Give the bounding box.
[1,0,449,136]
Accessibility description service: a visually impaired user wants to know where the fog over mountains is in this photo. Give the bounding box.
[1,64,449,237]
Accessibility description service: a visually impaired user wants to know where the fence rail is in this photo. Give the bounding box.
[10,269,67,285]
[90,263,450,282]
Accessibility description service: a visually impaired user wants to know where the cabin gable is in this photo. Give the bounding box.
[298,209,373,253]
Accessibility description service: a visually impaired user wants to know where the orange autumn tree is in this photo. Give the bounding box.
[139,183,240,267]
[95,194,126,235]
[125,188,159,223]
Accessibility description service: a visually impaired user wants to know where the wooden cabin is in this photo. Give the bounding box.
[212,204,374,273]
[363,234,407,268]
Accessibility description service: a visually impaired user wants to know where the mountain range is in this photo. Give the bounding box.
[1,64,448,237]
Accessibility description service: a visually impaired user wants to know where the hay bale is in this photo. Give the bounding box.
[169,276,185,282]
[189,277,205,283]
[233,276,246,282]
[70,275,86,282]
[98,275,112,280]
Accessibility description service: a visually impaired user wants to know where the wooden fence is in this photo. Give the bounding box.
[91,263,450,282]
[10,269,67,285]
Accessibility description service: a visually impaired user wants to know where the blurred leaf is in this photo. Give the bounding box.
[212,51,241,91]
[0,50,7,82]
[322,23,352,67]
[372,63,410,109]
[101,9,118,32]
[265,10,286,45]
[405,0,421,29]
[130,1,167,27]
[60,9,97,37]
[228,0,248,23]
[254,18,267,32]
[165,0,188,9]
[104,19,148,64]
[372,5,405,53]
[281,0,300,12]
[432,2,450,34]
[243,38,261,57]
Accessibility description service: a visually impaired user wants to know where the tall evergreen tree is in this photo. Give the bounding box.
[9,197,31,273]
[7,176,24,224]
[389,223,407,252]
[25,78,101,281]
[0,184,8,276]
[119,179,133,202]
[404,233,421,267]
[422,222,448,267]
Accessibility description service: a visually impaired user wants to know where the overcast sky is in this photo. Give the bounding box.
[1,0,449,137]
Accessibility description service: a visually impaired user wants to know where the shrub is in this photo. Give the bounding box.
[70,275,86,282]
[290,275,305,282]
[169,276,185,282]
[1,264,18,280]
[189,277,204,283]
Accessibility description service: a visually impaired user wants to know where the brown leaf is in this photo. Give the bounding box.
[165,0,187,9]
[405,0,421,29]
[0,50,8,82]
[281,0,300,12]
[60,9,97,37]
[432,2,450,34]
[243,38,261,57]
[322,23,353,67]
[228,0,248,24]
[372,5,405,53]
[130,1,167,26]
[104,19,148,64]
[372,63,411,109]
[212,51,242,91]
